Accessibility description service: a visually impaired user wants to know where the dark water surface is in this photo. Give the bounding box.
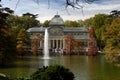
[0,55,120,80]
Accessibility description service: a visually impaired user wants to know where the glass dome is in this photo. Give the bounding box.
[49,15,64,25]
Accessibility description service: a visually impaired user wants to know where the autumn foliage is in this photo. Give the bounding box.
[31,33,43,55]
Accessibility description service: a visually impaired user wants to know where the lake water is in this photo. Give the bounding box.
[0,55,120,80]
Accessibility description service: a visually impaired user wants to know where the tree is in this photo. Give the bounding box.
[16,28,29,56]
[23,12,38,18]
[7,15,40,30]
[103,16,120,62]
[84,17,93,29]
[0,0,97,10]
[43,20,50,27]
[64,20,80,27]
[31,33,43,55]
[84,14,108,50]
[52,0,97,9]
[77,20,84,27]
[0,5,16,67]
[109,10,120,19]
[31,65,74,80]
[92,14,108,50]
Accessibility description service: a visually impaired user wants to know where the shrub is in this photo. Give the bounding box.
[31,65,74,80]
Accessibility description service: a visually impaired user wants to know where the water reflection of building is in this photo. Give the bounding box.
[27,15,97,55]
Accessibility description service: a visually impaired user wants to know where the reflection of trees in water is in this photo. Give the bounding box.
[87,56,118,80]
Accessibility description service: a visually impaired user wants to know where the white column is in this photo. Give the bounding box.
[40,41,42,48]
[60,40,62,48]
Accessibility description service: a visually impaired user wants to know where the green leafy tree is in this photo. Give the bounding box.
[84,17,93,29]
[7,15,40,30]
[43,20,50,27]
[6,14,40,43]
[64,20,79,27]
[31,65,74,80]
[77,20,84,27]
[84,14,108,50]
[104,17,113,27]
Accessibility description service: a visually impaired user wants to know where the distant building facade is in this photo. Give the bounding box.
[27,15,97,55]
